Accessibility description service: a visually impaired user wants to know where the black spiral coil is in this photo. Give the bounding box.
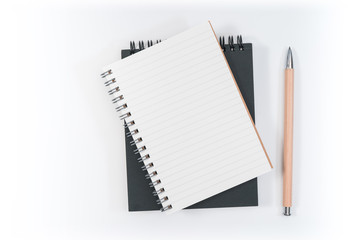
[219,35,244,51]
[129,36,243,55]
[128,39,162,55]
[100,62,171,212]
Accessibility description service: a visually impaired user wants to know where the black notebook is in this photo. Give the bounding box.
[122,36,258,211]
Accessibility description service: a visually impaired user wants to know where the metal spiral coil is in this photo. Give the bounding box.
[139,41,145,50]
[116,104,128,112]
[130,137,142,146]
[141,162,154,171]
[219,35,244,51]
[160,205,172,212]
[228,36,235,51]
[108,86,120,95]
[127,129,139,137]
[156,196,169,205]
[147,40,153,47]
[102,42,173,212]
[149,179,161,187]
[153,187,165,196]
[145,171,158,179]
[124,120,135,128]
[112,95,124,104]
[219,36,225,50]
[134,146,146,154]
[125,39,162,55]
[119,112,131,120]
[137,154,150,163]
[100,69,112,78]
[130,41,136,54]
[237,35,244,50]
[104,78,116,86]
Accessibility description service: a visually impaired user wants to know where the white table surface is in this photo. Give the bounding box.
[1,0,359,239]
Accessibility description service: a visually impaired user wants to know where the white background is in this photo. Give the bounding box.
[1,0,359,239]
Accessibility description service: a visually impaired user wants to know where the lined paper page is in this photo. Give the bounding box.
[103,22,272,214]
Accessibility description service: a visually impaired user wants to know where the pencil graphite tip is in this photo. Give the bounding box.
[286,47,293,69]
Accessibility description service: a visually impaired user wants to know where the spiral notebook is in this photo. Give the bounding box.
[102,22,273,214]
[122,36,259,211]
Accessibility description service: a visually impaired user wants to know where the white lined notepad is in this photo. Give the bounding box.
[102,22,272,214]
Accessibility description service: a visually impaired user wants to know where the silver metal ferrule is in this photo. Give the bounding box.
[284,207,291,216]
[286,47,293,69]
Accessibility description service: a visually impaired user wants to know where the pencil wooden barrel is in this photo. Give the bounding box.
[283,69,294,208]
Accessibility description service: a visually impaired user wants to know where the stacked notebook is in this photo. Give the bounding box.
[101,22,272,214]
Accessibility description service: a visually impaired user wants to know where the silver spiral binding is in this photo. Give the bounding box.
[153,187,165,196]
[101,38,174,212]
[119,112,131,120]
[160,205,172,212]
[108,86,120,95]
[104,78,116,86]
[141,162,154,171]
[156,196,169,205]
[112,95,124,104]
[126,129,139,137]
[130,137,142,146]
[145,171,158,179]
[116,104,127,112]
[149,179,161,187]
[124,120,135,128]
[100,69,112,78]
[134,146,146,154]
[137,154,150,163]
[219,35,244,52]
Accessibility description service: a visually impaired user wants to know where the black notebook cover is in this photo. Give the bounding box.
[122,38,257,211]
